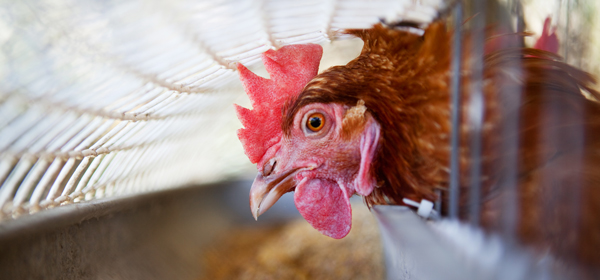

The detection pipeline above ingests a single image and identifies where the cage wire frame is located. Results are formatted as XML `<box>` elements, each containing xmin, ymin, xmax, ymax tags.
<box><xmin>0</xmin><ymin>0</ymin><xmax>599</xmax><ymax>278</ymax></box>
<box><xmin>448</xmin><ymin>0</ymin><xmax>591</xmax><ymax>231</ymax></box>
<box><xmin>0</xmin><ymin>0</ymin><xmax>444</xmax><ymax>221</ymax></box>
<box><xmin>375</xmin><ymin>1</ymin><xmax>599</xmax><ymax>278</ymax></box>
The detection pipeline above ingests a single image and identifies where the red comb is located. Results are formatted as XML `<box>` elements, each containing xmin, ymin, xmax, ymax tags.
<box><xmin>235</xmin><ymin>44</ymin><xmax>323</xmax><ymax>164</ymax></box>
<box><xmin>534</xmin><ymin>17</ymin><xmax>558</xmax><ymax>54</ymax></box>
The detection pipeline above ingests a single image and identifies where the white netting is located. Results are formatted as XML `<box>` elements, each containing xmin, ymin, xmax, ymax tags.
<box><xmin>0</xmin><ymin>0</ymin><xmax>443</xmax><ymax>220</ymax></box>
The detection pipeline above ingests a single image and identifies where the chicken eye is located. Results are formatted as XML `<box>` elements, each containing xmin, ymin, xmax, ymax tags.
<box><xmin>306</xmin><ymin>113</ymin><xmax>325</xmax><ymax>132</ymax></box>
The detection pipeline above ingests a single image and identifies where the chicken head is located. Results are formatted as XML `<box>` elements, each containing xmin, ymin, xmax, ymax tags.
<box><xmin>235</xmin><ymin>45</ymin><xmax>380</xmax><ymax>239</ymax></box>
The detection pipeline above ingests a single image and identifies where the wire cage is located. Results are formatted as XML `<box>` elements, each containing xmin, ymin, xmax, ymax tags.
<box><xmin>375</xmin><ymin>1</ymin><xmax>600</xmax><ymax>279</ymax></box>
<box><xmin>0</xmin><ymin>0</ymin><xmax>599</xmax><ymax>279</ymax></box>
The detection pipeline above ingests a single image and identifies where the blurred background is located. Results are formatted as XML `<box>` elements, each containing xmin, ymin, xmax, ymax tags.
<box><xmin>0</xmin><ymin>0</ymin><xmax>598</xmax><ymax>279</ymax></box>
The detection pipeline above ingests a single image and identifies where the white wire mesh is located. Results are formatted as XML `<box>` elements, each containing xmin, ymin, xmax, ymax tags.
<box><xmin>0</xmin><ymin>0</ymin><xmax>444</xmax><ymax>220</ymax></box>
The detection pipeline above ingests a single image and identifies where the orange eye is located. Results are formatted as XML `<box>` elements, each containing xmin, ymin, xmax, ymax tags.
<box><xmin>306</xmin><ymin>113</ymin><xmax>325</xmax><ymax>132</ymax></box>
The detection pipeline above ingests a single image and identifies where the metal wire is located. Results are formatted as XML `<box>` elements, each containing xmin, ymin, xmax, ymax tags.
<box><xmin>467</xmin><ymin>0</ymin><xmax>486</xmax><ymax>226</ymax></box>
<box><xmin>499</xmin><ymin>0</ymin><xmax>525</xmax><ymax>242</ymax></box>
<box><xmin>448</xmin><ymin>2</ymin><xmax>462</xmax><ymax>220</ymax></box>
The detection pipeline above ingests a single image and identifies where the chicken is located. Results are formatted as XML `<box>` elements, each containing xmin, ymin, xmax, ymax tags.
<box><xmin>234</xmin><ymin>20</ymin><xmax>600</xmax><ymax>267</ymax></box>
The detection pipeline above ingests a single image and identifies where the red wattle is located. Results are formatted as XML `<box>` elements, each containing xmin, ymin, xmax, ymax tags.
<box><xmin>294</xmin><ymin>178</ymin><xmax>352</xmax><ymax>239</ymax></box>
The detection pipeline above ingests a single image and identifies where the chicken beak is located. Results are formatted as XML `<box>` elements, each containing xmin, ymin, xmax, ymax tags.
<box><xmin>249</xmin><ymin>168</ymin><xmax>299</xmax><ymax>220</ymax></box>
